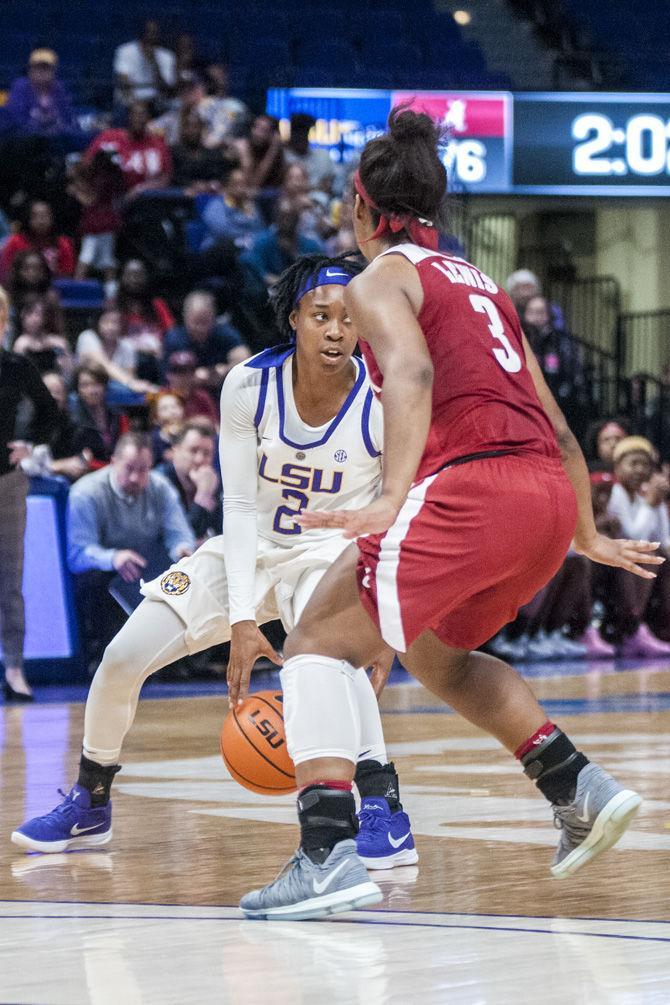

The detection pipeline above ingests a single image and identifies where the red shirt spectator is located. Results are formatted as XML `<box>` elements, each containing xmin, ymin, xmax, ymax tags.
<box><xmin>114</xmin><ymin>259</ymin><xmax>175</xmax><ymax>354</ymax></box>
<box><xmin>0</xmin><ymin>200</ymin><xmax>75</xmax><ymax>281</ymax></box>
<box><xmin>85</xmin><ymin>101</ymin><xmax>172</xmax><ymax>196</ymax></box>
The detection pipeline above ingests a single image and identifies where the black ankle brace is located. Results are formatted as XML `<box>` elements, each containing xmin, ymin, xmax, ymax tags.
<box><xmin>354</xmin><ymin>759</ymin><xmax>402</xmax><ymax>812</ymax></box>
<box><xmin>521</xmin><ymin>731</ymin><xmax>589</xmax><ymax>805</ymax></box>
<box><xmin>78</xmin><ymin>755</ymin><xmax>122</xmax><ymax>806</ymax></box>
<box><xmin>297</xmin><ymin>786</ymin><xmax>358</xmax><ymax>863</ymax></box>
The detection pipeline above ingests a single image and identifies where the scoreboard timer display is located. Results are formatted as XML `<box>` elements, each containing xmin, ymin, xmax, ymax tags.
<box><xmin>513</xmin><ymin>93</ymin><xmax>670</xmax><ymax>195</ymax></box>
<box><xmin>267</xmin><ymin>87</ymin><xmax>670</xmax><ymax>196</ymax></box>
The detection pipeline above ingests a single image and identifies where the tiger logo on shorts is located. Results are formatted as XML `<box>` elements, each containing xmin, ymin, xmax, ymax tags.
<box><xmin>160</xmin><ymin>571</ymin><xmax>191</xmax><ymax>596</ymax></box>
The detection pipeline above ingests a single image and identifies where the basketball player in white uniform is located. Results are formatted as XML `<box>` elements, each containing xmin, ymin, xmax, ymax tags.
<box><xmin>12</xmin><ymin>255</ymin><xmax>417</xmax><ymax>871</ymax></box>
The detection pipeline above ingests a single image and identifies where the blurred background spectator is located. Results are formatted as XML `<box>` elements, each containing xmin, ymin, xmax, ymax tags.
<box><xmin>6</xmin><ymin>49</ymin><xmax>77</xmax><ymax>140</ymax></box>
<box><xmin>114</xmin><ymin>19</ymin><xmax>176</xmax><ymax>111</ymax></box>
<box><xmin>200</xmin><ymin>64</ymin><xmax>249</xmax><ymax>148</ymax></box>
<box><xmin>520</xmin><ymin>292</ymin><xmax>586</xmax><ymax>435</ymax></box>
<box><xmin>69</xmin><ymin>151</ymin><xmax>125</xmax><ymax>294</ymax></box>
<box><xmin>506</xmin><ymin>268</ymin><xmax>566</xmax><ymax>333</ymax></box>
<box><xmin>164</xmin><ymin>350</ymin><xmax>219</xmax><ymax>424</ymax></box>
<box><xmin>585</xmin><ymin>418</ymin><xmax>629</xmax><ymax>473</ymax></box>
<box><xmin>0</xmin><ymin>287</ymin><xmax>60</xmax><ymax>701</ymax></box>
<box><xmin>86</xmin><ymin>102</ymin><xmax>172</xmax><ymax>201</ymax></box>
<box><xmin>76</xmin><ymin>307</ymin><xmax>156</xmax><ymax>395</ymax></box>
<box><xmin>241</xmin><ymin>198</ymin><xmax>322</xmax><ymax>289</ymax></box>
<box><xmin>235</xmin><ymin>114</ymin><xmax>285</xmax><ymax>219</ymax></box>
<box><xmin>150</xmin><ymin>77</ymin><xmax>206</xmax><ymax>147</ymax></box>
<box><xmin>112</xmin><ymin>259</ymin><xmax>174</xmax><ymax>382</ymax></box>
<box><xmin>602</xmin><ymin>437</ymin><xmax>670</xmax><ymax>656</ymax></box>
<box><xmin>11</xmin><ymin>293</ymin><xmax>73</xmax><ymax>378</ymax></box>
<box><xmin>170</xmin><ymin>108</ymin><xmax>237</xmax><ymax>193</ymax></box>
<box><xmin>284</xmin><ymin>112</ymin><xmax>337</xmax><ymax>194</ymax></box>
<box><xmin>199</xmin><ymin>167</ymin><xmax>264</xmax><ymax>252</ymax></box>
<box><xmin>0</xmin><ymin>200</ymin><xmax>75</xmax><ymax>282</ymax></box>
<box><xmin>164</xmin><ymin>290</ymin><xmax>249</xmax><ymax>396</ymax></box>
<box><xmin>67</xmin><ymin>431</ymin><xmax>194</xmax><ymax>668</ymax></box>
<box><xmin>6</xmin><ymin>250</ymin><xmax>65</xmax><ymax>335</ymax></box>
<box><xmin>148</xmin><ymin>389</ymin><xmax>186</xmax><ymax>464</ymax></box>
<box><xmin>156</xmin><ymin>419</ymin><xmax>221</xmax><ymax>543</ymax></box>
<box><xmin>69</xmin><ymin>363</ymin><xmax>128</xmax><ymax>463</ymax></box>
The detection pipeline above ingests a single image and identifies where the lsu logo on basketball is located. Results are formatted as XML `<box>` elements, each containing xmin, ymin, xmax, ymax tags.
<box><xmin>248</xmin><ymin>710</ymin><xmax>285</xmax><ymax>749</ymax></box>
<box><xmin>160</xmin><ymin>571</ymin><xmax>191</xmax><ymax>596</ymax></box>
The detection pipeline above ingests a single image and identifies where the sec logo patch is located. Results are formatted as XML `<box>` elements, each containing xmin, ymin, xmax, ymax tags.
<box><xmin>160</xmin><ymin>571</ymin><xmax>191</xmax><ymax>596</ymax></box>
<box><xmin>334</xmin><ymin>449</ymin><xmax>347</xmax><ymax>463</ymax></box>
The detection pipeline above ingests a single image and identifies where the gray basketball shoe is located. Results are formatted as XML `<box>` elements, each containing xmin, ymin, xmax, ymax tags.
<box><xmin>551</xmin><ymin>763</ymin><xmax>642</xmax><ymax>879</ymax></box>
<box><xmin>240</xmin><ymin>839</ymin><xmax>382</xmax><ymax>921</ymax></box>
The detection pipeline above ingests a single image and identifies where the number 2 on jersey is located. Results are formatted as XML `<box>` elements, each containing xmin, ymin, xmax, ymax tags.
<box><xmin>469</xmin><ymin>294</ymin><xmax>522</xmax><ymax>374</ymax></box>
<box><xmin>273</xmin><ymin>489</ymin><xmax>308</xmax><ymax>535</ymax></box>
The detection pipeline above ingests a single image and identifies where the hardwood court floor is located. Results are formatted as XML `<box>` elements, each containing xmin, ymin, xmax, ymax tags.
<box><xmin>2</xmin><ymin>660</ymin><xmax>670</xmax><ymax>1003</ymax></box>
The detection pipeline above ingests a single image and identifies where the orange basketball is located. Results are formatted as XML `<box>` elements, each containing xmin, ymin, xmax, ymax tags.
<box><xmin>220</xmin><ymin>689</ymin><xmax>296</xmax><ymax>795</ymax></box>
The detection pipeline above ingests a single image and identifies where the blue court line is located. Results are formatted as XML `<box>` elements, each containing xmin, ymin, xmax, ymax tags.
<box><xmin>2</xmin><ymin>912</ymin><xmax>670</xmax><ymax>945</ymax></box>
<box><xmin>4</xmin><ymin>895</ymin><xmax>669</xmax><ymax>926</ymax></box>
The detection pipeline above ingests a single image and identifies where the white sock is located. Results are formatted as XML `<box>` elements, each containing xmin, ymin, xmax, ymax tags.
<box><xmin>280</xmin><ymin>654</ymin><xmax>361</xmax><ymax>766</ymax></box>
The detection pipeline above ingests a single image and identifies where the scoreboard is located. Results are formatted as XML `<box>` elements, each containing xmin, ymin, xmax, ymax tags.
<box><xmin>267</xmin><ymin>88</ymin><xmax>670</xmax><ymax>196</ymax></box>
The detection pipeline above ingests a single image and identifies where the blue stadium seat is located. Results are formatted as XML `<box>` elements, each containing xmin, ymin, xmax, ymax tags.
<box><xmin>53</xmin><ymin>279</ymin><xmax>105</xmax><ymax>311</ymax></box>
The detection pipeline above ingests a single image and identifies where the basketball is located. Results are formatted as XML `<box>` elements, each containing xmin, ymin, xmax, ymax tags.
<box><xmin>220</xmin><ymin>690</ymin><xmax>296</xmax><ymax>795</ymax></box>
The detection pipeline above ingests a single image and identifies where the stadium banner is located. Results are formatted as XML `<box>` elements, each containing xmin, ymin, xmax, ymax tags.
<box><xmin>267</xmin><ymin>88</ymin><xmax>670</xmax><ymax>196</ymax></box>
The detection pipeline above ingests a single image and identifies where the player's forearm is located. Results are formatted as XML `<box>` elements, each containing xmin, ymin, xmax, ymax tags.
<box><xmin>555</xmin><ymin>426</ymin><xmax>598</xmax><ymax>551</ymax></box>
<box><xmin>223</xmin><ymin>506</ymin><xmax>258</xmax><ymax>624</ymax></box>
<box><xmin>379</xmin><ymin>359</ymin><xmax>433</xmax><ymax>509</ymax></box>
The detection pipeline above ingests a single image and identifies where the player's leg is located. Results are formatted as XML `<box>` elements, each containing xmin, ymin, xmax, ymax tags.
<box><xmin>240</xmin><ymin>547</ymin><xmax>386</xmax><ymax>919</ymax></box>
<box><xmin>402</xmin><ymin>629</ymin><xmax>641</xmax><ymax>879</ymax></box>
<box><xmin>11</xmin><ymin>599</ymin><xmax>198</xmax><ymax>853</ymax></box>
<box><xmin>287</xmin><ymin>561</ymin><xmax>417</xmax><ymax>869</ymax></box>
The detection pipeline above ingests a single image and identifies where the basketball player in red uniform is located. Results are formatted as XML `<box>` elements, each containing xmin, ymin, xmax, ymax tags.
<box><xmin>238</xmin><ymin>109</ymin><xmax>660</xmax><ymax>920</ymax></box>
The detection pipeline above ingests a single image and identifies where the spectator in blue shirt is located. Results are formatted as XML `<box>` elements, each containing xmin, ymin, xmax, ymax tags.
<box><xmin>164</xmin><ymin>290</ymin><xmax>250</xmax><ymax>396</ymax></box>
<box><xmin>241</xmin><ymin>198</ymin><xmax>323</xmax><ymax>287</ymax></box>
<box><xmin>67</xmin><ymin>431</ymin><xmax>195</xmax><ymax>667</ymax></box>
<box><xmin>200</xmin><ymin>168</ymin><xmax>264</xmax><ymax>252</ymax></box>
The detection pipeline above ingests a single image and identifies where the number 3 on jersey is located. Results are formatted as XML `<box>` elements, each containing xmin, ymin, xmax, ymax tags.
<box><xmin>469</xmin><ymin>294</ymin><xmax>522</xmax><ymax>374</ymax></box>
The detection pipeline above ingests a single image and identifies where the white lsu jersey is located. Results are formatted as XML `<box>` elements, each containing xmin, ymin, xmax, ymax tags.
<box><xmin>252</xmin><ymin>351</ymin><xmax>382</xmax><ymax>545</ymax></box>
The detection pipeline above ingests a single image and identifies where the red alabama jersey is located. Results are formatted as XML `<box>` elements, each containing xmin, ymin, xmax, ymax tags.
<box><xmin>359</xmin><ymin>244</ymin><xmax>560</xmax><ymax>482</ymax></box>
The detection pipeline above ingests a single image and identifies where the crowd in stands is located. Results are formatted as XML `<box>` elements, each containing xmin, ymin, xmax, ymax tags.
<box><xmin>0</xmin><ymin>20</ymin><xmax>669</xmax><ymax>697</ymax></box>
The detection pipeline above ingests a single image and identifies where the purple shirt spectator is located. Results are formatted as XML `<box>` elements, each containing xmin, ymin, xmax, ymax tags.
<box><xmin>6</xmin><ymin>50</ymin><xmax>76</xmax><ymax>137</ymax></box>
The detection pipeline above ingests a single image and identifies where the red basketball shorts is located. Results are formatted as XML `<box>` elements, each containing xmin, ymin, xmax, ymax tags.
<box><xmin>356</xmin><ymin>453</ymin><xmax>578</xmax><ymax>653</ymax></box>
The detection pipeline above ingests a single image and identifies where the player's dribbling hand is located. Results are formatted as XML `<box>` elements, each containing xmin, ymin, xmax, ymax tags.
<box><xmin>227</xmin><ymin>621</ymin><xmax>283</xmax><ymax>706</ymax></box>
<box><xmin>576</xmin><ymin>533</ymin><xmax>665</xmax><ymax>579</ymax></box>
<box><xmin>297</xmin><ymin>496</ymin><xmax>400</xmax><ymax>539</ymax></box>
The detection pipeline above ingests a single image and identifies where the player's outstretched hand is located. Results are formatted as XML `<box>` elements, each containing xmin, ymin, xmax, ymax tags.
<box><xmin>368</xmin><ymin>645</ymin><xmax>395</xmax><ymax>699</ymax></box>
<box><xmin>227</xmin><ymin>620</ymin><xmax>283</xmax><ymax>706</ymax></box>
<box><xmin>576</xmin><ymin>533</ymin><xmax>665</xmax><ymax>579</ymax></box>
<box><xmin>297</xmin><ymin>496</ymin><xmax>400</xmax><ymax>540</ymax></box>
